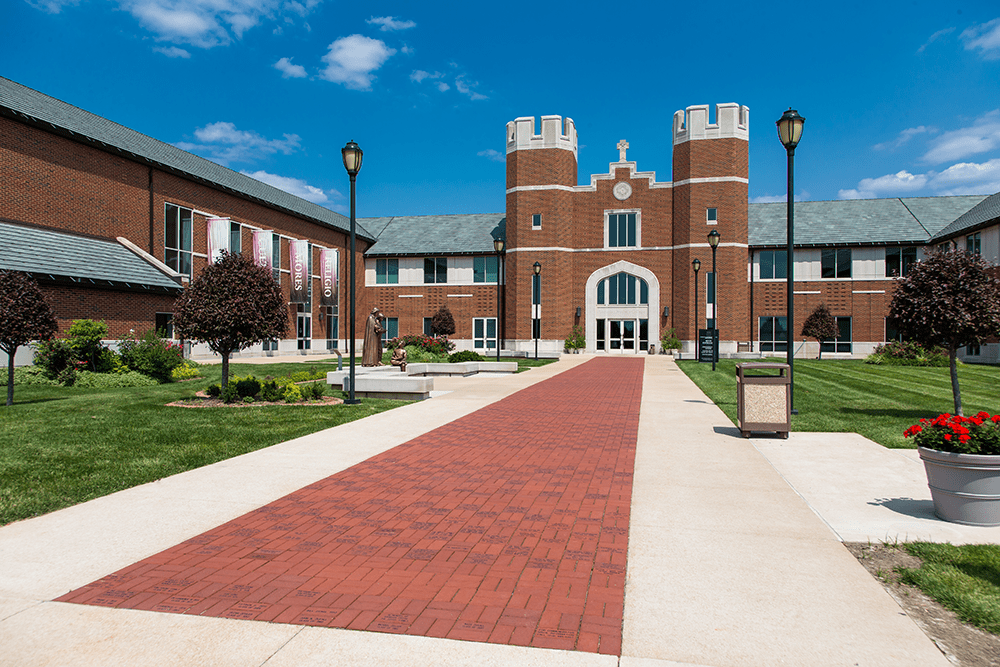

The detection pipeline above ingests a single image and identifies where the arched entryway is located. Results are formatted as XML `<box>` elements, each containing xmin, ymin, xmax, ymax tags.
<box><xmin>585</xmin><ymin>261</ymin><xmax>660</xmax><ymax>354</ymax></box>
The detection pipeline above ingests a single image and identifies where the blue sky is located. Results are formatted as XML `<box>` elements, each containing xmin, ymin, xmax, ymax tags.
<box><xmin>4</xmin><ymin>1</ymin><xmax>1000</xmax><ymax>217</ymax></box>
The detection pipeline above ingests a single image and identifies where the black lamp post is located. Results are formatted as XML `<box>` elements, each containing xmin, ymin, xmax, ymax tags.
<box><xmin>776</xmin><ymin>108</ymin><xmax>805</xmax><ymax>413</ymax></box>
<box><xmin>341</xmin><ymin>140</ymin><xmax>362</xmax><ymax>404</ymax></box>
<box><xmin>533</xmin><ymin>261</ymin><xmax>541</xmax><ymax>360</ymax></box>
<box><xmin>692</xmin><ymin>258</ymin><xmax>701</xmax><ymax>361</ymax></box>
<box><xmin>708</xmin><ymin>230</ymin><xmax>720</xmax><ymax>371</ymax></box>
<box><xmin>493</xmin><ymin>238</ymin><xmax>505</xmax><ymax>362</ymax></box>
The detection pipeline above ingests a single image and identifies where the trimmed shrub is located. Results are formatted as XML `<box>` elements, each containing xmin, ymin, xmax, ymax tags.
<box><xmin>235</xmin><ymin>376</ymin><xmax>262</xmax><ymax>399</ymax></box>
<box><xmin>206</xmin><ymin>383</ymin><xmax>222</xmax><ymax>398</ymax></box>
<box><xmin>68</xmin><ymin>320</ymin><xmax>113</xmax><ymax>372</ymax></box>
<box><xmin>386</xmin><ymin>334</ymin><xmax>455</xmax><ymax>356</ymax></box>
<box><xmin>260</xmin><ymin>378</ymin><xmax>284</xmax><ymax>402</ymax></box>
<box><xmin>220</xmin><ymin>382</ymin><xmax>240</xmax><ymax>404</ymax></box>
<box><xmin>118</xmin><ymin>329</ymin><xmax>184</xmax><ymax>383</ymax></box>
<box><xmin>302</xmin><ymin>382</ymin><xmax>326</xmax><ymax>400</ymax></box>
<box><xmin>73</xmin><ymin>370</ymin><xmax>159</xmax><ymax>388</ymax></box>
<box><xmin>171</xmin><ymin>361</ymin><xmax>200</xmax><ymax>381</ymax></box>
<box><xmin>33</xmin><ymin>338</ymin><xmax>78</xmax><ymax>379</ymax></box>
<box><xmin>659</xmin><ymin>328</ymin><xmax>681</xmax><ymax>351</ymax></box>
<box><xmin>449</xmin><ymin>350</ymin><xmax>484</xmax><ymax>363</ymax></box>
<box><xmin>283</xmin><ymin>383</ymin><xmax>303</xmax><ymax>403</ymax></box>
<box><xmin>0</xmin><ymin>366</ymin><xmax>61</xmax><ymax>386</ymax></box>
<box><xmin>865</xmin><ymin>340</ymin><xmax>950</xmax><ymax>367</ymax></box>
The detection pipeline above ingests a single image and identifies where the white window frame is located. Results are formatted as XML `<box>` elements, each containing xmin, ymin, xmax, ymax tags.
<box><xmin>604</xmin><ymin>209</ymin><xmax>641</xmax><ymax>249</ymax></box>
<box><xmin>473</xmin><ymin>317</ymin><xmax>498</xmax><ymax>350</ymax></box>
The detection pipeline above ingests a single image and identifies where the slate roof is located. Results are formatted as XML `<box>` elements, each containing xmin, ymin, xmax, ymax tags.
<box><xmin>0</xmin><ymin>221</ymin><xmax>183</xmax><ymax>293</ymax></box>
<box><xmin>749</xmin><ymin>195</ymin><xmax>988</xmax><ymax>247</ymax></box>
<box><xmin>363</xmin><ymin>214</ymin><xmax>506</xmax><ymax>256</ymax></box>
<box><xmin>0</xmin><ymin>77</ymin><xmax>374</xmax><ymax>242</ymax></box>
<box><xmin>930</xmin><ymin>191</ymin><xmax>1000</xmax><ymax>242</ymax></box>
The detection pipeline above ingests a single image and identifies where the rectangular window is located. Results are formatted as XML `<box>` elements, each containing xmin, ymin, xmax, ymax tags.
<box><xmin>376</xmin><ymin>258</ymin><xmax>399</xmax><ymax>284</ymax></box>
<box><xmin>607</xmin><ymin>213</ymin><xmax>637</xmax><ymax>248</ymax></box>
<box><xmin>473</xmin><ymin>318</ymin><xmax>497</xmax><ymax>350</ymax></box>
<box><xmin>473</xmin><ymin>256</ymin><xmax>499</xmax><ymax>283</ymax></box>
<box><xmin>423</xmin><ymin>317</ymin><xmax>433</xmax><ymax>336</ymax></box>
<box><xmin>967</xmin><ymin>232</ymin><xmax>981</xmax><ymax>255</ymax></box>
<box><xmin>820</xmin><ymin>317</ymin><xmax>852</xmax><ymax>353</ymax></box>
<box><xmin>759</xmin><ymin>316</ymin><xmax>788</xmax><ymax>352</ymax></box>
<box><xmin>596</xmin><ymin>319</ymin><xmax>606</xmax><ymax>351</ymax></box>
<box><xmin>382</xmin><ymin>317</ymin><xmax>398</xmax><ymax>344</ymax></box>
<box><xmin>424</xmin><ymin>257</ymin><xmax>447</xmax><ymax>284</ymax></box>
<box><xmin>230</xmin><ymin>221</ymin><xmax>241</xmax><ymax>255</ymax></box>
<box><xmin>532</xmin><ymin>214</ymin><xmax>542</xmax><ymax>229</ymax></box>
<box><xmin>707</xmin><ymin>208</ymin><xmax>718</xmax><ymax>224</ymax></box>
<box><xmin>155</xmin><ymin>313</ymin><xmax>174</xmax><ymax>339</ymax></box>
<box><xmin>966</xmin><ymin>343</ymin><xmax>981</xmax><ymax>356</ymax></box>
<box><xmin>821</xmin><ymin>248</ymin><xmax>852</xmax><ymax>278</ymax></box>
<box><xmin>885</xmin><ymin>247</ymin><xmax>917</xmax><ymax>277</ymax></box>
<box><xmin>164</xmin><ymin>203</ymin><xmax>193</xmax><ymax>276</ymax></box>
<box><xmin>759</xmin><ymin>250</ymin><xmax>787</xmax><ymax>280</ymax></box>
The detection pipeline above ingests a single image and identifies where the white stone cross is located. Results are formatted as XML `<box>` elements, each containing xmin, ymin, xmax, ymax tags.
<box><xmin>617</xmin><ymin>140</ymin><xmax>629</xmax><ymax>162</ymax></box>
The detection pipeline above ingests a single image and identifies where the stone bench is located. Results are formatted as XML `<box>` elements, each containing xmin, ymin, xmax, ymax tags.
<box><xmin>406</xmin><ymin>361</ymin><xmax>519</xmax><ymax>377</ymax></box>
<box><xmin>327</xmin><ymin>371</ymin><xmax>434</xmax><ymax>401</ymax></box>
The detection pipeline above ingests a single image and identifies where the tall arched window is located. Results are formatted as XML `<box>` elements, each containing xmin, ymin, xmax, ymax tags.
<box><xmin>596</xmin><ymin>272</ymin><xmax>648</xmax><ymax>305</ymax></box>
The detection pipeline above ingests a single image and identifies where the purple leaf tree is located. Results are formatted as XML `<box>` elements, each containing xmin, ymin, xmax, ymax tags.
<box><xmin>173</xmin><ymin>251</ymin><xmax>288</xmax><ymax>388</ymax></box>
<box><xmin>0</xmin><ymin>271</ymin><xmax>58</xmax><ymax>406</ymax></box>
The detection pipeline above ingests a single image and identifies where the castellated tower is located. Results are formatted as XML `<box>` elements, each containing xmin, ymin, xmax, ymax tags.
<box><xmin>672</xmin><ymin>103</ymin><xmax>751</xmax><ymax>352</ymax></box>
<box><xmin>505</xmin><ymin>116</ymin><xmax>578</xmax><ymax>348</ymax></box>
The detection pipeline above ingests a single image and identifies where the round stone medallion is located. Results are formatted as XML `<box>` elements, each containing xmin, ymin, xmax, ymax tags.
<box><xmin>613</xmin><ymin>181</ymin><xmax>632</xmax><ymax>201</ymax></box>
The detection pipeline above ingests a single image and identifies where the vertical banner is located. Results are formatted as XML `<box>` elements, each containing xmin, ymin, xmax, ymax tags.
<box><xmin>252</xmin><ymin>230</ymin><xmax>274</xmax><ymax>270</ymax></box>
<box><xmin>320</xmin><ymin>248</ymin><xmax>339</xmax><ymax>308</ymax></box>
<box><xmin>206</xmin><ymin>217</ymin><xmax>230</xmax><ymax>264</ymax></box>
<box><xmin>289</xmin><ymin>239</ymin><xmax>309</xmax><ymax>303</ymax></box>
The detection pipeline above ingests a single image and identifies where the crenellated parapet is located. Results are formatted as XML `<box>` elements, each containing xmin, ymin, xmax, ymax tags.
<box><xmin>506</xmin><ymin>115</ymin><xmax>577</xmax><ymax>159</ymax></box>
<box><xmin>672</xmin><ymin>103</ymin><xmax>749</xmax><ymax>145</ymax></box>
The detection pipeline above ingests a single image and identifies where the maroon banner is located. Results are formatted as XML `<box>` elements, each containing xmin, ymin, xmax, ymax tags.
<box><xmin>252</xmin><ymin>230</ymin><xmax>273</xmax><ymax>270</ymax></box>
<box><xmin>289</xmin><ymin>239</ymin><xmax>309</xmax><ymax>303</ymax></box>
<box><xmin>320</xmin><ymin>248</ymin><xmax>338</xmax><ymax>308</ymax></box>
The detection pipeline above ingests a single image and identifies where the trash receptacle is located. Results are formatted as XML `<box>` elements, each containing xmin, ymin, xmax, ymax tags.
<box><xmin>736</xmin><ymin>362</ymin><xmax>790</xmax><ymax>439</ymax></box>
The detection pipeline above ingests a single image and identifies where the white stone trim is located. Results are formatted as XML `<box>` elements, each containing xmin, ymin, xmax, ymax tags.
<box><xmin>673</xmin><ymin>176</ymin><xmax>749</xmax><ymax>187</ymax></box>
<box><xmin>604</xmin><ymin>209</ymin><xmax>642</xmax><ymax>249</ymax></box>
<box><xmin>398</xmin><ymin>294</ymin><xmax>424</xmax><ymax>298</ymax></box>
<box><xmin>505</xmin><ymin>172</ymin><xmax>746</xmax><ymax>195</ymax></box>
<box><xmin>506</xmin><ymin>115</ymin><xmax>577</xmax><ymax>158</ymax></box>
<box><xmin>794</xmin><ymin>290</ymin><xmax>821</xmax><ymax>295</ymax></box>
<box><xmin>507</xmin><ymin>242</ymin><xmax>750</xmax><ymax>254</ymax></box>
<box><xmin>585</xmin><ymin>261</ymin><xmax>660</xmax><ymax>354</ymax></box>
<box><xmin>447</xmin><ymin>294</ymin><xmax>474</xmax><ymax>297</ymax></box>
<box><xmin>852</xmin><ymin>290</ymin><xmax>886</xmax><ymax>294</ymax></box>
<box><xmin>672</xmin><ymin>103</ymin><xmax>750</xmax><ymax>145</ymax></box>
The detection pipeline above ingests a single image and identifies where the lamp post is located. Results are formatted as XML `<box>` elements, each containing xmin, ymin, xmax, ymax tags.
<box><xmin>776</xmin><ymin>108</ymin><xmax>805</xmax><ymax>413</ymax></box>
<box><xmin>533</xmin><ymin>261</ymin><xmax>541</xmax><ymax>360</ymax></box>
<box><xmin>341</xmin><ymin>140</ymin><xmax>362</xmax><ymax>404</ymax></box>
<box><xmin>493</xmin><ymin>238</ymin><xmax>505</xmax><ymax>362</ymax></box>
<box><xmin>708</xmin><ymin>230</ymin><xmax>720</xmax><ymax>371</ymax></box>
<box><xmin>692</xmin><ymin>258</ymin><xmax>701</xmax><ymax>361</ymax></box>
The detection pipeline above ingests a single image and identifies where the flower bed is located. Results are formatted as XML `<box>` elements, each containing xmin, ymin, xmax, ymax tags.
<box><xmin>905</xmin><ymin>412</ymin><xmax>1000</xmax><ymax>455</ymax></box>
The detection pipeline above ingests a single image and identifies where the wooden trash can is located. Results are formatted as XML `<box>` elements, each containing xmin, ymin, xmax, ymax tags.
<box><xmin>736</xmin><ymin>362</ymin><xmax>790</xmax><ymax>438</ymax></box>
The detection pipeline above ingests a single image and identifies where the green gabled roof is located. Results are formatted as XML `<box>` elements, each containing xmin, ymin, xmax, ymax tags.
<box><xmin>0</xmin><ymin>77</ymin><xmax>374</xmax><ymax>243</ymax></box>
<box><xmin>363</xmin><ymin>214</ymin><xmax>505</xmax><ymax>256</ymax></box>
<box><xmin>930</xmin><ymin>191</ymin><xmax>1000</xmax><ymax>242</ymax></box>
<box><xmin>749</xmin><ymin>195</ymin><xmax>987</xmax><ymax>248</ymax></box>
<box><xmin>0</xmin><ymin>221</ymin><xmax>183</xmax><ymax>293</ymax></box>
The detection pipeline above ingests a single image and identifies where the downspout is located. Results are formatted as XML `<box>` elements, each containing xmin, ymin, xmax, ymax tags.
<box><xmin>749</xmin><ymin>248</ymin><xmax>755</xmax><ymax>354</ymax></box>
<box><xmin>148</xmin><ymin>166</ymin><xmax>155</xmax><ymax>256</ymax></box>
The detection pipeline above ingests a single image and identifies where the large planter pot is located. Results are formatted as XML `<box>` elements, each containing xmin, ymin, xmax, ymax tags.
<box><xmin>918</xmin><ymin>446</ymin><xmax>1000</xmax><ymax>527</ymax></box>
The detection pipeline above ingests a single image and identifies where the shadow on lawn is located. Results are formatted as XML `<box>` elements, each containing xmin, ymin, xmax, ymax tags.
<box><xmin>839</xmin><ymin>406</ymin><xmax>942</xmax><ymax>420</ymax></box>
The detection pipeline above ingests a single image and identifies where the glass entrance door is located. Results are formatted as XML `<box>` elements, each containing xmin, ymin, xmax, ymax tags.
<box><xmin>597</xmin><ymin>318</ymin><xmax>649</xmax><ymax>353</ymax></box>
<box><xmin>297</xmin><ymin>313</ymin><xmax>311</xmax><ymax>350</ymax></box>
<box><xmin>609</xmin><ymin>320</ymin><xmax>636</xmax><ymax>351</ymax></box>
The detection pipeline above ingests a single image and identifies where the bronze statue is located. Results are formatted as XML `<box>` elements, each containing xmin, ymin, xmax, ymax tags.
<box><xmin>390</xmin><ymin>346</ymin><xmax>408</xmax><ymax>372</ymax></box>
<box><xmin>362</xmin><ymin>307</ymin><xmax>384</xmax><ymax>366</ymax></box>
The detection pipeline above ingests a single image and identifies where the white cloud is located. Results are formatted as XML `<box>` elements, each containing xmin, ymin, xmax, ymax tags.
<box><xmin>917</xmin><ymin>26</ymin><xmax>955</xmax><ymax>53</ymax></box>
<box><xmin>455</xmin><ymin>75</ymin><xmax>487</xmax><ymax>101</ymax></box>
<box><xmin>478</xmin><ymin>149</ymin><xmax>504</xmax><ymax>162</ymax></box>
<box><xmin>838</xmin><ymin>160</ymin><xmax>1000</xmax><ymax>199</ymax></box>
<box><xmin>961</xmin><ymin>17</ymin><xmax>1000</xmax><ymax>60</ymax></box>
<box><xmin>366</xmin><ymin>16</ymin><xmax>416</xmax><ymax>31</ymax></box>
<box><xmin>175</xmin><ymin>122</ymin><xmax>301</xmax><ymax>165</ymax></box>
<box><xmin>25</xmin><ymin>0</ymin><xmax>80</xmax><ymax>13</ymax></box>
<box><xmin>921</xmin><ymin>110</ymin><xmax>1000</xmax><ymax>163</ymax></box>
<box><xmin>400</xmin><ymin>44</ymin><xmax>414</xmax><ymax>55</ymax></box>
<box><xmin>320</xmin><ymin>34</ymin><xmax>396</xmax><ymax>90</ymax></box>
<box><xmin>110</xmin><ymin>1</ymin><xmax>320</xmax><ymax>50</ymax></box>
<box><xmin>274</xmin><ymin>56</ymin><xmax>306</xmax><ymax>78</ymax></box>
<box><xmin>410</xmin><ymin>69</ymin><xmax>439</xmax><ymax>83</ymax></box>
<box><xmin>436</xmin><ymin>81</ymin><xmax>450</xmax><ymax>92</ymax></box>
<box><xmin>153</xmin><ymin>45</ymin><xmax>191</xmax><ymax>58</ymax></box>
<box><xmin>241</xmin><ymin>170</ymin><xmax>341</xmax><ymax>206</ymax></box>
<box><xmin>873</xmin><ymin>125</ymin><xmax>936</xmax><ymax>151</ymax></box>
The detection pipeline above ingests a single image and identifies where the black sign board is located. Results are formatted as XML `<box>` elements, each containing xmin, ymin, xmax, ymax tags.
<box><xmin>699</xmin><ymin>329</ymin><xmax>719</xmax><ymax>363</ymax></box>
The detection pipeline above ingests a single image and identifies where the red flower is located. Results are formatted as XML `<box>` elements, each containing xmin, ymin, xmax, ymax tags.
<box><xmin>959</xmin><ymin>435</ymin><xmax>971</xmax><ymax>443</ymax></box>
<box><xmin>944</xmin><ymin>434</ymin><xmax>952</xmax><ymax>441</ymax></box>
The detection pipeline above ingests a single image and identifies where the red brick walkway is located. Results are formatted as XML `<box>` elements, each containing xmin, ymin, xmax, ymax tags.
<box><xmin>57</xmin><ymin>357</ymin><xmax>643</xmax><ymax>655</ymax></box>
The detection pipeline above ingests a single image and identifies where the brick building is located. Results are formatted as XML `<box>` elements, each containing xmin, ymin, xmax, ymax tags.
<box><xmin>2</xmin><ymin>76</ymin><xmax>998</xmax><ymax>364</ymax></box>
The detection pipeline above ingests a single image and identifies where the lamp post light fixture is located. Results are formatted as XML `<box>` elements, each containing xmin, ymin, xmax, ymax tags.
<box><xmin>692</xmin><ymin>258</ymin><xmax>701</xmax><ymax>361</ymax></box>
<box><xmin>776</xmin><ymin>108</ymin><xmax>805</xmax><ymax>413</ymax></box>
<box><xmin>533</xmin><ymin>261</ymin><xmax>541</xmax><ymax>361</ymax></box>
<box><xmin>707</xmin><ymin>230</ymin><xmax>721</xmax><ymax>371</ymax></box>
<box><xmin>341</xmin><ymin>140</ymin><xmax>363</xmax><ymax>405</ymax></box>
<box><xmin>493</xmin><ymin>237</ymin><xmax>505</xmax><ymax>362</ymax></box>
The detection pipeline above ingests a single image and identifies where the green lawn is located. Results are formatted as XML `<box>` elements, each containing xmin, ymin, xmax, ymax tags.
<box><xmin>0</xmin><ymin>361</ymin><xmax>407</xmax><ymax>526</ymax></box>
<box><xmin>676</xmin><ymin>358</ymin><xmax>1000</xmax><ymax>449</ymax></box>
<box><xmin>900</xmin><ymin>542</ymin><xmax>1000</xmax><ymax>634</ymax></box>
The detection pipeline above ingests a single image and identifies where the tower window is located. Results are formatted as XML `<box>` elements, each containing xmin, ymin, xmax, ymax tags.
<box><xmin>532</xmin><ymin>214</ymin><xmax>542</xmax><ymax>229</ymax></box>
<box><xmin>707</xmin><ymin>208</ymin><xmax>718</xmax><ymax>224</ymax></box>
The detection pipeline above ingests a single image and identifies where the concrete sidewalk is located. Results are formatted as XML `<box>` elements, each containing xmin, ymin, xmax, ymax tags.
<box><xmin>0</xmin><ymin>354</ymin><xmax>992</xmax><ymax>666</ymax></box>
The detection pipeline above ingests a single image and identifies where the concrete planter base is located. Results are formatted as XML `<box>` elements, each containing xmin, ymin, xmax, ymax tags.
<box><xmin>918</xmin><ymin>446</ymin><xmax>1000</xmax><ymax>527</ymax></box>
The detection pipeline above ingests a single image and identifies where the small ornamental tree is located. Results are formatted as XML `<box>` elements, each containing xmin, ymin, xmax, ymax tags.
<box><xmin>888</xmin><ymin>249</ymin><xmax>1000</xmax><ymax>415</ymax></box>
<box><xmin>431</xmin><ymin>305</ymin><xmax>456</xmax><ymax>336</ymax></box>
<box><xmin>801</xmin><ymin>303</ymin><xmax>838</xmax><ymax>359</ymax></box>
<box><xmin>173</xmin><ymin>251</ymin><xmax>287</xmax><ymax>388</ymax></box>
<box><xmin>0</xmin><ymin>271</ymin><xmax>58</xmax><ymax>406</ymax></box>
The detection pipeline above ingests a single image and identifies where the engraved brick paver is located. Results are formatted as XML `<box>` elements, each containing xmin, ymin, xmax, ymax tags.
<box><xmin>57</xmin><ymin>357</ymin><xmax>642</xmax><ymax>655</ymax></box>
